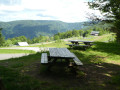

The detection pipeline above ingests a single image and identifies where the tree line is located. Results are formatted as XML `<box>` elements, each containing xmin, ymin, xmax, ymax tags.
<box><xmin>0</xmin><ymin>26</ymin><xmax>109</xmax><ymax>47</ymax></box>
<box><xmin>88</xmin><ymin>0</ymin><xmax>120</xmax><ymax>42</ymax></box>
<box><xmin>54</xmin><ymin>27</ymin><xmax>109</xmax><ymax>40</ymax></box>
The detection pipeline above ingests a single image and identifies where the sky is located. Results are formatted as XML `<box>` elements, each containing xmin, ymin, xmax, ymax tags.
<box><xmin>0</xmin><ymin>0</ymin><xmax>101</xmax><ymax>22</ymax></box>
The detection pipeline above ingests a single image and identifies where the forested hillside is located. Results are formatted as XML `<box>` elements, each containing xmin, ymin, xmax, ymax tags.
<box><xmin>0</xmin><ymin>20</ymin><xmax>88</xmax><ymax>39</ymax></box>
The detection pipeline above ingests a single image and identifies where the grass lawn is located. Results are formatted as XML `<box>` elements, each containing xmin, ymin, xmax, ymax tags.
<box><xmin>31</xmin><ymin>40</ymin><xmax>68</xmax><ymax>48</ymax></box>
<box><xmin>0</xmin><ymin>49</ymin><xmax>36</xmax><ymax>54</ymax></box>
<box><xmin>0</xmin><ymin>34</ymin><xmax>120</xmax><ymax>90</ymax></box>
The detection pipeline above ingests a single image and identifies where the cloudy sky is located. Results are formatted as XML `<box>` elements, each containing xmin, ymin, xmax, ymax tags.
<box><xmin>0</xmin><ymin>0</ymin><xmax>100</xmax><ymax>22</ymax></box>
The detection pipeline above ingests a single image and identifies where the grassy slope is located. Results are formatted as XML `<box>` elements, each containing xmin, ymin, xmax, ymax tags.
<box><xmin>0</xmin><ymin>34</ymin><xmax>120</xmax><ymax>90</ymax></box>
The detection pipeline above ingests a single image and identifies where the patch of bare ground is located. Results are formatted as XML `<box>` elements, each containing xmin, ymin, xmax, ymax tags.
<box><xmin>23</xmin><ymin>60</ymin><xmax>120</xmax><ymax>89</ymax></box>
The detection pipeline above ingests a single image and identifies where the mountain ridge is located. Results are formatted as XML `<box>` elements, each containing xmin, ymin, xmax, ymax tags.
<box><xmin>0</xmin><ymin>20</ymin><xmax>89</xmax><ymax>39</ymax></box>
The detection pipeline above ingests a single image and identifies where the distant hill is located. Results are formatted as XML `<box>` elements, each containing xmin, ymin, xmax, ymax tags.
<box><xmin>0</xmin><ymin>20</ymin><xmax>90</xmax><ymax>39</ymax></box>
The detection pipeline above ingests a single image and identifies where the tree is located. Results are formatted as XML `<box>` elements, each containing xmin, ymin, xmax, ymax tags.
<box><xmin>4</xmin><ymin>40</ymin><xmax>13</xmax><ymax>46</ymax></box>
<box><xmin>54</xmin><ymin>35</ymin><xmax>60</xmax><ymax>40</ymax></box>
<box><xmin>88</xmin><ymin>0</ymin><xmax>120</xmax><ymax>42</ymax></box>
<box><xmin>79</xmin><ymin>30</ymin><xmax>84</xmax><ymax>36</ymax></box>
<box><xmin>66</xmin><ymin>31</ymin><xmax>73</xmax><ymax>38</ymax></box>
<box><xmin>72</xmin><ymin>30</ymin><xmax>79</xmax><ymax>37</ymax></box>
<box><xmin>0</xmin><ymin>28</ymin><xmax>5</xmax><ymax>46</ymax></box>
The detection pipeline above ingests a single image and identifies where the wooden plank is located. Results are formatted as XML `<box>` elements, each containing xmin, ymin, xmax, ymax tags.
<box><xmin>49</xmin><ymin>48</ymin><xmax>74</xmax><ymax>58</ymax></box>
<box><xmin>69</xmin><ymin>40</ymin><xmax>94</xmax><ymax>43</ymax></box>
<box><xmin>49</xmin><ymin>48</ymin><xmax>60</xmax><ymax>57</ymax></box>
<box><xmin>60</xmin><ymin>48</ymin><xmax>75</xmax><ymax>58</ymax></box>
<box><xmin>41</xmin><ymin>53</ymin><xmax>48</xmax><ymax>64</ymax></box>
<box><xmin>72</xmin><ymin>53</ymin><xmax>83</xmax><ymax>65</ymax></box>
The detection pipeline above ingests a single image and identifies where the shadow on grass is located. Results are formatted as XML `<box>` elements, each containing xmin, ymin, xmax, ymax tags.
<box><xmin>0</xmin><ymin>49</ymin><xmax>120</xmax><ymax>89</ymax></box>
<box><xmin>0</xmin><ymin>56</ymin><xmax>120</xmax><ymax>89</ymax></box>
<box><xmin>36</xmin><ymin>61</ymin><xmax>120</xmax><ymax>89</ymax></box>
<box><xmin>68</xmin><ymin>47</ymin><xmax>87</xmax><ymax>51</ymax></box>
<box><xmin>68</xmin><ymin>42</ymin><xmax>120</xmax><ymax>55</ymax></box>
<box><xmin>71</xmin><ymin>50</ymin><xmax>105</xmax><ymax>65</ymax></box>
<box><xmin>93</xmin><ymin>42</ymin><xmax>120</xmax><ymax>55</ymax></box>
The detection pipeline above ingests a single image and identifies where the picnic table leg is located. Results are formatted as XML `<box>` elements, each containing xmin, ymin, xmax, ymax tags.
<box><xmin>67</xmin><ymin>64</ymin><xmax>78</xmax><ymax>75</ymax></box>
<box><xmin>71</xmin><ymin>42</ymin><xmax>74</xmax><ymax>44</ymax></box>
<box><xmin>84</xmin><ymin>42</ymin><xmax>88</xmax><ymax>45</ymax></box>
<box><xmin>69</xmin><ymin>45</ymin><xmax>73</xmax><ymax>48</ymax></box>
<box><xmin>69</xmin><ymin>62</ymin><xmax>74</xmax><ymax>67</ymax></box>
<box><xmin>48</xmin><ymin>56</ymin><xmax>52</xmax><ymax>62</ymax></box>
<box><xmin>64</xmin><ymin>58</ymin><xmax>70</xmax><ymax>64</ymax></box>
<box><xmin>75</xmin><ymin>42</ymin><xmax>79</xmax><ymax>45</ymax></box>
<box><xmin>84</xmin><ymin>42</ymin><xmax>91</xmax><ymax>45</ymax></box>
<box><xmin>47</xmin><ymin>58</ymin><xmax>57</xmax><ymax>71</ymax></box>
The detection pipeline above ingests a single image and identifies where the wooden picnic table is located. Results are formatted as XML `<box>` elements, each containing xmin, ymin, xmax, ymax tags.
<box><xmin>69</xmin><ymin>40</ymin><xmax>94</xmax><ymax>45</ymax></box>
<box><xmin>66</xmin><ymin>40</ymin><xmax>95</xmax><ymax>49</ymax></box>
<box><xmin>49</xmin><ymin>48</ymin><xmax>75</xmax><ymax>59</ymax></box>
<box><xmin>41</xmin><ymin>48</ymin><xmax>83</xmax><ymax>66</ymax></box>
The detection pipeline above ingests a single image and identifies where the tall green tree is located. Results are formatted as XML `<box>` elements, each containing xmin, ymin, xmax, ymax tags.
<box><xmin>54</xmin><ymin>35</ymin><xmax>60</xmax><ymax>40</ymax></box>
<box><xmin>0</xmin><ymin>28</ymin><xmax>5</xmax><ymax>46</ymax></box>
<box><xmin>88</xmin><ymin>0</ymin><xmax>120</xmax><ymax>42</ymax></box>
<box><xmin>72</xmin><ymin>30</ymin><xmax>79</xmax><ymax>37</ymax></box>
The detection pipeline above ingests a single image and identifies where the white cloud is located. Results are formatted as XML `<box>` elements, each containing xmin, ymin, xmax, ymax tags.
<box><xmin>0</xmin><ymin>5</ymin><xmax>24</xmax><ymax>11</ymax></box>
<box><xmin>0</xmin><ymin>0</ymin><xmax>101</xmax><ymax>22</ymax></box>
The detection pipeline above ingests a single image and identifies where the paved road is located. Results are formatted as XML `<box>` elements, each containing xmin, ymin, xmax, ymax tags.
<box><xmin>0</xmin><ymin>54</ymin><xmax>29</xmax><ymax>60</ymax></box>
<box><xmin>0</xmin><ymin>47</ymin><xmax>50</xmax><ymax>52</ymax></box>
<box><xmin>0</xmin><ymin>47</ymin><xmax>50</xmax><ymax>60</ymax></box>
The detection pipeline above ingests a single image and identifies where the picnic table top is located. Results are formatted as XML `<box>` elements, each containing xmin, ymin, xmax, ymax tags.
<box><xmin>49</xmin><ymin>48</ymin><xmax>75</xmax><ymax>58</ymax></box>
<box><xmin>68</xmin><ymin>40</ymin><xmax>94</xmax><ymax>43</ymax></box>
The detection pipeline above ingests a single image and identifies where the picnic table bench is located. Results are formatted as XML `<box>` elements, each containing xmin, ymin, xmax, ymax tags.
<box><xmin>67</xmin><ymin>40</ymin><xmax>95</xmax><ymax>48</ymax></box>
<box><xmin>41</xmin><ymin>48</ymin><xmax>83</xmax><ymax>66</ymax></box>
<box><xmin>66</xmin><ymin>44</ymin><xmax>90</xmax><ymax>48</ymax></box>
<box><xmin>69</xmin><ymin>40</ymin><xmax>94</xmax><ymax>44</ymax></box>
<box><xmin>41</xmin><ymin>53</ymin><xmax>48</xmax><ymax>64</ymax></box>
<box><xmin>72</xmin><ymin>53</ymin><xmax>83</xmax><ymax>65</ymax></box>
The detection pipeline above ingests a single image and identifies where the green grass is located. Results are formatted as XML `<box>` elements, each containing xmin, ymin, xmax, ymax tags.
<box><xmin>0</xmin><ymin>49</ymin><xmax>36</xmax><ymax>54</ymax></box>
<box><xmin>38</xmin><ymin>40</ymin><xmax>68</xmax><ymax>48</ymax></box>
<box><xmin>30</xmin><ymin>34</ymin><xmax>115</xmax><ymax>48</ymax></box>
<box><xmin>0</xmin><ymin>34</ymin><xmax>120</xmax><ymax>90</ymax></box>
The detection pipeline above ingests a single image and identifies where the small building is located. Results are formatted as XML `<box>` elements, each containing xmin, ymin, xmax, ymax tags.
<box><xmin>17</xmin><ymin>42</ymin><xmax>29</xmax><ymax>46</ymax></box>
<box><xmin>91</xmin><ymin>31</ymin><xmax>99</xmax><ymax>36</ymax></box>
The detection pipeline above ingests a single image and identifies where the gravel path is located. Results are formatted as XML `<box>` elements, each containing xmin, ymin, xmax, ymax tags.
<box><xmin>0</xmin><ymin>54</ymin><xmax>29</xmax><ymax>60</ymax></box>
<box><xmin>0</xmin><ymin>47</ymin><xmax>50</xmax><ymax>60</ymax></box>
<box><xmin>0</xmin><ymin>47</ymin><xmax>50</xmax><ymax>52</ymax></box>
